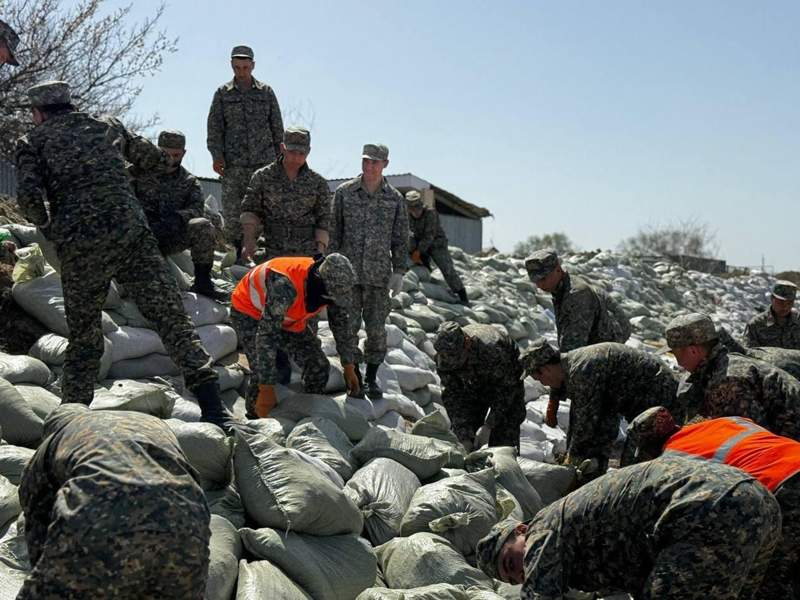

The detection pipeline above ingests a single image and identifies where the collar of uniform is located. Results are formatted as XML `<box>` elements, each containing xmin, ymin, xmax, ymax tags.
<box><xmin>225</xmin><ymin>76</ymin><xmax>266</xmax><ymax>93</ymax></box>
<box><xmin>767</xmin><ymin>307</ymin><xmax>796</xmax><ymax>326</ymax></box>
<box><xmin>552</xmin><ymin>271</ymin><xmax>571</xmax><ymax>302</ymax></box>
<box><xmin>277</xmin><ymin>154</ymin><xmax>310</xmax><ymax>179</ymax></box>
<box><xmin>356</xmin><ymin>174</ymin><xmax>390</xmax><ymax>196</ymax></box>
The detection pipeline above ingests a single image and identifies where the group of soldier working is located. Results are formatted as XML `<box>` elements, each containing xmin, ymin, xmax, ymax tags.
<box><xmin>4</xmin><ymin>24</ymin><xmax>800</xmax><ymax>599</ymax></box>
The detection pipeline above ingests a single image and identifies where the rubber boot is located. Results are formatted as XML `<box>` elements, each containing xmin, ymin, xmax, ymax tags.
<box><xmin>194</xmin><ymin>381</ymin><xmax>236</xmax><ymax>435</ymax></box>
<box><xmin>457</xmin><ymin>288</ymin><xmax>470</xmax><ymax>307</ymax></box>
<box><xmin>190</xmin><ymin>263</ymin><xmax>228</xmax><ymax>301</ymax></box>
<box><xmin>349</xmin><ymin>363</ymin><xmax>365</xmax><ymax>399</ymax></box>
<box><xmin>276</xmin><ymin>349</ymin><xmax>292</xmax><ymax>385</ymax></box>
<box><xmin>365</xmin><ymin>363</ymin><xmax>383</xmax><ymax>400</ymax></box>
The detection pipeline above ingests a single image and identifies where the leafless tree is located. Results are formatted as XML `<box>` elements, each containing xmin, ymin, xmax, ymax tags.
<box><xmin>513</xmin><ymin>232</ymin><xmax>576</xmax><ymax>258</ymax></box>
<box><xmin>619</xmin><ymin>218</ymin><xmax>720</xmax><ymax>258</ymax></box>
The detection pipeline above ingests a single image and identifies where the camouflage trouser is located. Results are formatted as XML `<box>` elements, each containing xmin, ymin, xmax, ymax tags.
<box><xmin>340</xmin><ymin>284</ymin><xmax>391</xmax><ymax>365</ymax></box>
<box><xmin>760</xmin><ymin>473</ymin><xmax>800</xmax><ymax>598</ymax></box>
<box><xmin>427</xmin><ymin>244</ymin><xmax>465</xmax><ymax>294</ymax></box>
<box><xmin>156</xmin><ymin>216</ymin><xmax>216</xmax><ymax>264</ymax></box>
<box><xmin>442</xmin><ymin>380</ymin><xmax>526</xmax><ymax>450</ymax></box>
<box><xmin>221</xmin><ymin>166</ymin><xmax>260</xmax><ymax>244</ymax></box>
<box><xmin>17</xmin><ymin>529</ymin><xmax>210</xmax><ymax>599</ymax></box>
<box><xmin>58</xmin><ymin>227</ymin><xmax>217</xmax><ymax>403</ymax></box>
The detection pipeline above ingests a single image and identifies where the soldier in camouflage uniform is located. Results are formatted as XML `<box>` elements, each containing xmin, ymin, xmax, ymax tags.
<box><xmin>744</xmin><ymin>280</ymin><xmax>800</xmax><ymax>349</ymax></box>
<box><xmin>667</xmin><ymin>312</ymin><xmax>800</xmax><ymax>440</ymax></box>
<box><xmin>230</xmin><ymin>253</ymin><xmax>359</xmax><ymax>418</ymax></box>
<box><xmin>14</xmin><ymin>81</ymin><xmax>233</xmax><ymax>431</ymax></box>
<box><xmin>132</xmin><ymin>129</ymin><xmax>226</xmax><ymax>300</ymax></box>
<box><xmin>433</xmin><ymin>321</ymin><xmax>525</xmax><ymax>451</ymax></box>
<box><xmin>521</xmin><ymin>339</ymin><xmax>680</xmax><ymax>477</ymax></box>
<box><xmin>477</xmin><ymin>454</ymin><xmax>781</xmax><ymax>599</ymax></box>
<box><xmin>525</xmin><ymin>248</ymin><xmax>631</xmax><ymax>352</ymax></box>
<box><xmin>206</xmin><ymin>45</ymin><xmax>283</xmax><ymax>249</ymax></box>
<box><xmin>405</xmin><ymin>190</ymin><xmax>468</xmax><ymax>305</ymax></box>
<box><xmin>17</xmin><ymin>404</ymin><xmax>211</xmax><ymax>598</ymax></box>
<box><xmin>0</xmin><ymin>19</ymin><xmax>20</xmax><ymax>67</ymax></box>
<box><xmin>328</xmin><ymin>143</ymin><xmax>408</xmax><ymax>399</ymax></box>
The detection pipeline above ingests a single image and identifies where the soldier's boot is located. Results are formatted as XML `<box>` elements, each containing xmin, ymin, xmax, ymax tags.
<box><xmin>190</xmin><ymin>263</ymin><xmax>228</xmax><ymax>301</ymax></box>
<box><xmin>194</xmin><ymin>381</ymin><xmax>237</xmax><ymax>435</ymax></box>
<box><xmin>456</xmin><ymin>288</ymin><xmax>470</xmax><ymax>307</ymax></box>
<box><xmin>276</xmin><ymin>349</ymin><xmax>292</xmax><ymax>385</ymax></box>
<box><xmin>365</xmin><ymin>363</ymin><xmax>383</xmax><ymax>400</ymax></box>
<box><xmin>349</xmin><ymin>363</ymin><xmax>366</xmax><ymax>399</ymax></box>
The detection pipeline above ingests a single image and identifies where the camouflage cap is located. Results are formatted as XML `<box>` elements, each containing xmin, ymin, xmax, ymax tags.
<box><xmin>519</xmin><ymin>338</ymin><xmax>560</xmax><ymax>378</ymax></box>
<box><xmin>433</xmin><ymin>321</ymin><xmax>467</xmax><ymax>370</ymax></box>
<box><xmin>627</xmin><ymin>406</ymin><xmax>678</xmax><ymax>449</ymax></box>
<box><xmin>231</xmin><ymin>45</ymin><xmax>254</xmax><ymax>60</ymax></box>
<box><xmin>665</xmin><ymin>312</ymin><xmax>718</xmax><ymax>348</ymax></box>
<box><xmin>405</xmin><ymin>190</ymin><xmax>423</xmax><ymax>206</ymax></box>
<box><xmin>318</xmin><ymin>253</ymin><xmax>357</xmax><ymax>308</ymax></box>
<box><xmin>0</xmin><ymin>19</ymin><xmax>20</xmax><ymax>66</ymax></box>
<box><xmin>524</xmin><ymin>248</ymin><xmax>560</xmax><ymax>282</ymax></box>
<box><xmin>284</xmin><ymin>127</ymin><xmax>311</xmax><ymax>152</ymax></box>
<box><xmin>27</xmin><ymin>80</ymin><xmax>71</xmax><ymax>107</ymax></box>
<box><xmin>772</xmin><ymin>280</ymin><xmax>797</xmax><ymax>302</ymax></box>
<box><xmin>362</xmin><ymin>143</ymin><xmax>389</xmax><ymax>161</ymax></box>
<box><xmin>157</xmin><ymin>130</ymin><xmax>186</xmax><ymax>150</ymax></box>
<box><xmin>476</xmin><ymin>519</ymin><xmax>521</xmax><ymax>580</ymax></box>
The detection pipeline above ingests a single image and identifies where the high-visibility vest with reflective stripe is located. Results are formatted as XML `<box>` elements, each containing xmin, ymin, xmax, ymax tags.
<box><xmin>231</xmin><ymin>257</ymin><xmax>323</xmax><ymax>333</ymax></box>
<box><xmin>664</xmin><ymin>416</ymin><xmax>800</xmax><ymax>491</ymax></box>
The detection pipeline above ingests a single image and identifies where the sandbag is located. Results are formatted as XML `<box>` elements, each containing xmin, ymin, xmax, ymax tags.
<box><xmin>243</xmin><ymin>418</ymin><xmax>287</xmax><ymax>446</ymax></box>
<box><xmin>204</xmin><ymin>515</ymin><xmax>242</xmax><ymax>600</ymax></box>
<box><xmin>287</xmin><ymin>417</ymin><xmax>354</xmax><ymax>480</ymax></box>
<box><xmin>165</xmin><ymin>420</ymin><xmax>232</xmax><ymax>491</ymax></box>
<box><xmin>14</xmin><ymin>385</ymin><xmax>60</xmax><ymax>420</ymax></box>
<box><xmin>400</xmin><ymin>469</ymin><xmax>498</xmax><ymax>557</ymax></box>
<box><xmin>29</xmin><ymin>334</ymin><xmax>113</xmax><ymax>380</ymax></box>
<box><xmin>235</xmin><ymin>559</ymin><xmax>311</xmax><ymax>600</ymax></box>
<box><xmin>391</xmin><ymin>365</ymin><xmax>438</xmax><ymax>391</ymax></box>
<box><xmin>0</xmin><ymin>445</ymin><xmax>34</xmax><ymax>485</ymax></box>
<box><xmin>0</xmin><ymin>353</ymin><xmax>50</xmax><ymax>386</ymax></box>
<box><xmin>290</xmin><ymin>448</ymin><xmax>345</xmax><ymax>488</ymax></box>
<box><xmin>106</xmin><ymin>326</ymin><xmax>167</xmax><ymax>362</ymax></box>
<box><xmin>0</xmin><ymin>517</ymin><xmax>28</xmax><ymax>600</ymax></box>
<box><xmin>0</xmin><ymin>378</ymin><xmax>44</xmax><ymax>447</ymax></box>
<box><xmin>270</xmin><ymin>393</ymin><xmax>370</xmax><ymax>441</ymax></box>
<box><xmin>214</xmin><ymin>365</ymin><xmax>247</xmax><ymax>393</ymax></box>
<box><xmin>206</xmin><ymin>485</ymin><xmax>246</xmax><ymax>529</ymax></box>
<box><xmin>345</xmin><ymin>457</ymin><xmax>421</xmax><ymax>545</ymax></box>
<box><xmin>233</xmin><ymin>427</ymin><xmax>362</xmax><ymax>535</ymax></box>
<box><xmin>466</xmin><ymin>447</ymin><xmax>543</xmax><ymax>520</ymax></box>
<box><xmin>106</xmin><ymin>353</ymin><xmax>181</xmax><ymax>379</ymax></box>
<box><xmin>357</xmin><ymin>585</ymin><xmax>472</xmax><ymax>600</ymax></box>
<box><xmin>517</xmin><ymin>457</ymin><xmax>577</xmax><ymax>506</ymax></box>
<box><xmin>352</xmin><ymin>428</ymin><xmax>459</xmax><ymax>480</ymax></box>
<box><xmin>239</xmin><ymin>527</ymin><xmax>376</xmax><ymax>600</ymax></box>
<box><xmin>376</xmin><ymin>533</ymin><xmax>494</xmax><ymax>590</ymax></box>
<box><xmin>183</xmin><ymin>292</ymin><xmax>229</xmax><ymax>327</ymax></box>
<box><xmin>411</xmin><ymin>409</ymin><xmax>462</xmax><ymax>446</ymax></box>
<box><xmin>0</xmin><ymin>476</ymin><xmax>20</xmax><ymax>529</ymax></box>
<box><xmin>197</xmin><ymin>324</ymin><xmax>238</xmax><ymax>362</ymax></box>
<box><xmin>89</xmin><ymin>379</ymin><xmax>175</xmax><ymax>418</ymax></box>
<box><xmin>495</xmin><ymin>484</ymin><xmax>525</xmax><ymax>521</ymax></box>
<box><xmin>371</xmin><ymin>392</ymin><xmax>426</xmax><ymax>421</ymax></box>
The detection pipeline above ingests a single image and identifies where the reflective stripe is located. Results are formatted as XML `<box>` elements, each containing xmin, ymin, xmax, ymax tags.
<box><xmin>248</xmin><ymin>266</ymin><xmax>267</xmax><ymax>312</ymax></box>
<box><xmin>711</xmin><ymin>417</ymin><xmax>765</xmax><ymax>463</ymax></box>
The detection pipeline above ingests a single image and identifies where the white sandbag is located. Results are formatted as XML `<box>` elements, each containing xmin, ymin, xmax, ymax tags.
<box><xmin>406</xmin><ymin>386</ymin><xmax>433</xmax><ymax>408</ymax></box>
<box><xmin>106</xmin><ymin>352</ymin><xmax>181</xmax><ymax>379</ymax></box>
<box><xmin>183</xmin><ymin>292</ymin><xmax>229</xmax><ymax>327</ymax></box>
<box><xmin>89</xmin><ymin>379</ymin><xmax>175</xmax><ymax>418</ymax></box>
<box><xmin>206</xmin><ymin>485</ymin><xmax>246</xmax><ymax>529</ymax></box>
<box><xmin>214</xmin><ymin>365</ymin><xmax>247</xmax><ymax>393</ymax></box>
<box><xmin>243</xmin><ymin>418</ymin><xmax>287</xmax><ymax>446</ymax></box>
<box><xmin>391</xmin><ymin>365</ymin><xmax>437</xmax><ymax>391</ymax></box>
<box><xmin>197</xmin><ymin>324</ymin><xmax>238</xmax><ymax>362</ymax></box>
<box><xmin>466</xmin><ymin>447</ymin><xmax>543</xmax><ymax>520</ymax></box>
<box><xmin>516</xmin><ymin>457</ymin><xmax>577</xmax><ymax>506</ymax></box>
<box><xmin>352</xmin><ymin>428</ymin><xmax>460</xmax><ymax>480</ymax></box>
<box><xmin>287</xmin><ymin>417</ymin><xmax>354</xmax><ymax>480</ymax></box>
<box><xmin>270</xmin><ymin>393</ymin><xmax>370</xmax><ymax>442</ymax></box>
<box><xmin>233</xmin><ymin>427</ymin><xmax>362</xmax><ymax>535</ymax></box>
<box><xmin>325</xmin><ymin>358</ymin><xmax>347</xmax><ymax>393</ymax></box>
<box><xmin>376</xmin><ymin>533</ymin><xmax>494</xmax><ymax>590</ymax></box>
<box><xmin>169</xmin><ymin>250</ymin><xmax>195</xmax><ymax>276</ymax></box>
<box><xmin>172</xmin><ymin>395</ymin><xmax>202</xmax><ymax>422</ymax></box>
<box><xmin>0</xmin><ymin>445</ymin><xmax>34</xmax><ymax>485</ymax></box>
<box><xmin>0</xmin><ymin>476</ymin><xmax>20</xmax><ymax>529</ymax></box>
<box><xmin>0</xmin><ymin>378</ymin><xmax>43</xmax><ymax>447</ymax></box>
<box><xmin>357</xmin><ymin>585</ymin><xmax>473</xmax><ymax>600</ymax></box>
<box><xmin>235</xmin><ymin>559</ymin><xmax>311</xmax><ymax>600</ymax></box>
<box><xmin>165</xmin><ymin>420</ymin><xmax>232</xmax><ymax>491</ymax></box>
<box><xmin>14</xmin><ymin>385</ymin><xmax>60</xmax><ymax>420</ymax></box>
<box><xmin>345</xmin><ymin>457</ymin><xmax>421</xmax><ymax>545</ymax></box>
<box><xmin>372</xmin><ymin>392</ymin><xmax>426</xmax><ymax>421</ymax></box>
<box><xmin>289</xmin><ymin>448</ymin><xmax>345</xmax><ymax>488</ymax></box>
<box><xmin>106</xmin><ymin>326</ymin><xmax>166</xmax><ymax>362</ymax></box>
<box><xmin>343</xmin><ymin>395</ymin><xmax>377</xmax><ymax>421</ymax></box>
<box><xmin>0</xmin><ymin>353</ymin><xmax>50</xmax><ymax>386</ymax></box>
<box><xmin>29</xmin><ymin>334</ymin><xmax>113</xmax><ymax>380</ymax></box>
<box><xmin>386</xmin><ymin>348</ymin><xmax>416</xmax><ymax>368</ymax></box>
<box><xmin>166</xmin><ymin>255</ymin><xmax>192</xmax><ymax>290</ymax></box>
<box><xmin>376</xmin><ymin>410</ymin><xmax>407</xmax><ymax>431</ymax></box>
<box><xmin>401</xmin><ymin>339</ymin><xmax>437</xmax><ymax>370</ymax></box>
<box><xmin>495</xmin><ymin>483</ymin><xmax>525</xmax><ymax>521</ymax></box>
<box><xmin>239</xmin><ymin>527</ymin><xmax>377</xmax><ymax>600</ymax></box>
<box><xmin>400</xmin><ymin>469</ymin><xmax>498</xmax><ymax>558</ymax></box>
<box><xmin>205</xmin><ymin>515</ymin><xmax>242</xmax><ymax>600</ymax></box>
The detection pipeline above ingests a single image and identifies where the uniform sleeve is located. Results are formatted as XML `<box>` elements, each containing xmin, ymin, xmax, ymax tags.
<box><xmin>267</xmin><ymin>87</ymin><xmax>284</xmax><ymax>159</ymax></box>
<box><xmin>206</xmin><ymin>89</ymin><xmax>225</xmax><ymax>163</ymax></box>
<box><xmin>108</xmin><ymin>118</ymin><xmax>167</xmax><ymax>176</ymax></box>
<box><xmin>703</xmin><ymin>376</ymin><xmax>765</xmax><ymax>425</ymax></box>
<box><xmin>14</xmin><ymin>136</ymin><xmax>50</xmax><ymax>226</ymax></box>
<box><xmin>254</xmin><ymin>272</ymin><xmax>296</xmax><ymax>385</ymax></box>
<box><xmin>177</xmin><ymin>176</ymin><xmax>205</xmax><ymax>222</ymax></box>
<box><xmin>521</xmin><ymin>528</ymin><xmax>565</xmax><ymax>600</ymax></box>
<box><xmin>240</xmin><ymin>170</ymin><xmax>265</xmax><ymax>226</ymax></box>
<box><xmin>416</xmin><ymin>210</ymin><xmax>437</xmax><ymax>254</ymax></box>
<box><xmin>743</xmin><ymin>320</ymin><xmax>760</xmax><ymax>348</ymax></box>
<box><xmin>18</xmin><ymin>442</ymin><xmax>57</xmax><ymax>565</ymax></box>
<box><xmin>327</xmin><ymin>303</ymin><xmax>356</xmax><ymax>365</ymax></box>
<box><xmin>313</xmin><ymin>177</ymin><xmax>331</xmax><ymax>232</ymax></box>
<box><xmin>439</xmin><ymin>371</ymin><xmax>479</xmax><ymax>445</ymax></box>
<box><xmin>558</xmin><ymin>289</ymin><xmax>598</xmax><ymax>352</ymax></box>
<box><xmin>328</xmin><ymin>188</ymin><xmax>344</xmax><ymax>254</ymax></box>
<box><xmin>391</xmin><ymin>195</ymin><xmax>409</xmax><ymax>273</ymax></box>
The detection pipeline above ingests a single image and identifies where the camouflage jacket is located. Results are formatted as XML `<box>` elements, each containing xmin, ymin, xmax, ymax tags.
<box><xmin>132</xmin><ymin>165</ymin><xmax>204</xmax><ymax>226</ymax></box>
<box><xmin>18</xmin><ymin>405</ymin><xmax>209</xmax><ymax>565</ymax></box>
<box><xmin>240</xmin><ymin>157</ymin><xmax>330</xmax><ymax>258</ymax></box>
<box><xmin>521</xmin><ymin>455</ymin><xmax>776</xmax><ymax>598</ymax></box>
<box><xmin>744</xmin><ymin>308</ymin><xmax>800</xmax><ymax>350</ymax></box>
<box><xmin>206</xmin><ymin>77</ymin><xmax>283</xmax><ymax>168</ymax></box>
<box><xmin>677</xmin><ymin>344</ymin><xmax>800</xmax><ymax>440</ymax></box>
<box><xmin>552</xmin><ymin>273</ymin><xmax>631</xmax><ymax>352</ymax></box>
<box><xmin>409</xmin><ymin>207</ymin><xmax>447</xmax><ymax>254</ymax></box>
<box><xmin>329</xmin><ymin>175</ymin><xmax>408</xmax><ymax>287</ymax></box>
<box><xmin>15</xmin><ymin>112</ymin><xmax>164</xmax><ymax>245</ymax></box>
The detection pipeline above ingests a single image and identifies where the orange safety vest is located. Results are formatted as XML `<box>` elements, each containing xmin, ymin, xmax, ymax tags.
<box><xmin>231</xmin><ymin>257</ymin><xmax>323</xmax><ymax>333</ymax></box>
<box><xmin>664</xmin><ymin>416</ymin><xmax>800</xmax><ymax>491</ymax></box>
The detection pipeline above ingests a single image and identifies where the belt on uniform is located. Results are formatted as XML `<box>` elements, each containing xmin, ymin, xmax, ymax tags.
<box><xmin>264</xmin><ymin>223</ymin><xmax>315</xmax><ymax>239</ymax></box>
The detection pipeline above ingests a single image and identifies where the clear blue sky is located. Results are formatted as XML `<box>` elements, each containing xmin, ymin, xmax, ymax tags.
<box><xmin>118</xmin><ymin>1</ymin><xmax>799</xmax><ymax>270</ymax></box>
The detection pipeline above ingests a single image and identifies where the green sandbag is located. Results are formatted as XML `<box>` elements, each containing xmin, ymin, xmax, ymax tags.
<box><xmin>239</xmin><ymin>527</ymin><xmax>377</xmax><ymax>600</ymax></box>
<box><xmin>352</xmin><ymin>428</ymin><xmax>460</xmax><ymax>480</ymax></box>
<box><xmin>166</xmin><ymin>419</ymin><xmax>233</xmax><ymax>491</ymax></box>
<box><xmin>410</xmin><ymin>409</ymin><xmax>462</xmax><ymax>447</ymax></box>
<box><xmin>206</xmin><ymin>485</ymin><xmax>246</xmax><ymax>529</ymax></box>
<box><xmin>205</xmin><ymin>515</ymin><xmax>242</xmax><ymax>600</ymax></box>
<box><xmin>14</xmin><ymin>385</ymin><xmax>60</xmax><ymax>420</ymax></box>
<box><xmin>356</xmin><ymin>584</ymin><xmax>473</xmax><ymax>600</ymax></box>
<box><xmin>287</xmin><ymin>417</ymin><xmax>354</xmax><ymax>480</ymax></box>
<box><xmin>0</xmin><ymin>445</ymin><xmax>35</xmax><ymax>486</ymax></box>
<box><xmin>516</xmin><ymin>457</ymin><xmax>577</xmax><ymax>506</ymax></box>
<box><xmin>0</xmin><ymin>516</ymin><xmax>28</xmax><ymax>600</ymax></box>
<box><xmin>270</xmin><ymin>393</ymin><xmax>369</xmax><ymax>441</ymax></box>
<box><xmin>466</xmin><ymin>447</ymin><xmax>542</xmax><ymax>519</ymax></box>
<box><xmin>0</xmin><ymin>378</ymin><xmax>43</xmax><ymax>448</ymax></box>
<box><xmin>235</xmin><ymin>559</ymin><xmax>311</xmax><ymax>600</ymax></box>
<box><xmin>244</xmin><ymin>418</ymin><xmax>290</xmax><ymax>446</ymax></box>
<box><xmin>0</xmin><ymin>476</ymin><xmax>20</xmax><ymax>530</ymax></box>
<box><xmin>89</xmin><ymin>379</ymin><xmax>174</xmax><ymax>418</ymax></box>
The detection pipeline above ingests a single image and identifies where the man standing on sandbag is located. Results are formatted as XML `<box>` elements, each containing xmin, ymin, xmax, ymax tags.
<box><xmin>131</xmin><ymin>129</ymin><xmax>227</xmax><ymax>301</ymax></box>
<box><xmin>14</xmin><ymin>81</ymin><xmax>235</xmax><ymax>432</ymax></box>
<box><xmin>230</xmin><ymin>253</ymin><xmax>360</xmax><ymax>417</ymax></box>
<box><xmin>744</xmin><ymin>280</ymin><xmax>800</xmax><ymax>349</ymax></box>
<box><xmin>405</xmin><ymin>190</ymin><xmax>469</xmax><ymax>306</ymax></box>
<box><xmin>520</xmin><ymin>339</ymin><xmax>679</xmax><ymax>479</ymax></box>
<box><xmin>477</xmin><ymin>454</ymin><xmax>781</xmax><ymax>599</ymax></box>
<box><xmin>433</xmin><ymin>321</ymin><xmax>525</xmax><ymax>451</ymax></box>
<box><xmin>328</xmin><ymin>143</ymin><xmax>408</xmax><ymax>400</ymax></box>
<box><xmin>0</xmin><ymin>19</ymin><xmax>20</xmax><ymax>67</ymax></box>
<box><xmin>17</xmin><ymin>404</ymin><xmax>211</xmax><ymax>598</ymax></box>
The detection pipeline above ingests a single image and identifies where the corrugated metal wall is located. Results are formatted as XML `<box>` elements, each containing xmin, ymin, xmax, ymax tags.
<box><xmin>439</xmin><ymin>214</ymin><xmax>482</xmax><ymax>253</ymax></box>
<box><xmin>0</xmin><ymin>160</ymin><xmax>17</xmax><ymax>197</ymax></box>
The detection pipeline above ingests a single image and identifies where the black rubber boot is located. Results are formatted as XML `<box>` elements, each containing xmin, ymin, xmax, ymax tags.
<box><xmin>194</xmin><ymin>381</ymin><xmax>236</xmax><ymax>435</ymax></box>
<box><xmin>456</xmin><ymin>288</ymin><xmax>470</xmax><ymax>306</ymax></box>
<box><xmin>350</xmin><ymin>363</ymin><xmax>365</xmax><ymax>399</ymax></box>
<box><xmin>365</xmin><ymin>363</ymin><xmax>383</xmax><ymax>400</ymax></box>
<box><xmin>190</xmin><ymin>263</ymin><xmax>228</xmax><ymax>301</ymax></box>
<box><xmin>276</xmin><ymin>349</ymin><xmax>292</xmax><ymax>385</ymax></box>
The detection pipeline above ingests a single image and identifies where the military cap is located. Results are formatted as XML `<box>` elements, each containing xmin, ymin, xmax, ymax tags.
<box><xmin>665</xmin><ymin>313</ymin><xmax>718</xmax><ymax>348</ymax></box>
<box><xmin>524</xmin><ymin>248</ymin><xmax>560</xmax><ymax>282</ymax></box>
<box><xmin>476</xmin><ymin>519</ymin><xmax>521</xmax><ymax>580</ymax></box>
<box><xmin>519</xmin><ymin>338</ymin><xmax>560</xmax><ymax>378</ymax></box>
<box><xmin>27</xmin><ymin>80</ymin><xmax>71</xmax><ymax>107</ymax></box>
<box><xmin>627</xmin><ymin>406</ymin><xmax>679</xmax><ymax>450</ymax></box>
<box><xmin>231</xmin><ymin>45</ymin><xmax>254</xmax><ymax>60</ymax></box>
<box><xmin>362</xmin><ymin>143</ymin><xmax>389</xmax><ymax>161</ymax></box>
<box><xmin>284</xmin><ymin>127</ymin><xmax>311</xmax><ymax>152</ymax></box>
<box><xmin>157</xmin><ymin>130</ymin><xmax>186</xmax><ymax>150</ymax></box>
<box><xmin>0</xmin><ymin>19</ymin><xmax>20</xmax><ymax>66</ymax></box>
<box><xmin>318</xmin><ymin>253</ymin><xmax>357</xmax><ymax>308</ymax></box>
<box><xmin>433</xmin><ymin>321</ymin><xmax>467</xmax><ymax>370</ymax></box>
<box><xmin>405</xmin><ymin>190</ymin><xmax>423</xmax><ymax>206</ymax></box>
<box><xmin>772</xmin><ymin>280</ymin><xmax>797</xmax><ymax>302</ymax></box>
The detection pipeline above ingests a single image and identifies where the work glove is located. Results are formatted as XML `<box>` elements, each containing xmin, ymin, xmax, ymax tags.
<box><xmin>212</xmin><ymin>159</ymin><xmax>225</xmax><ymax>176</ymax></box>
<box><xmin>474</xmin><ymin>424</ymin><xmax>492</xmax><ymax>449</ymax></box>
<box><xmin>389</xmin><ymin>271</ymin><xmax>404</xmax><ymax>297</ymax></box>
<box><xmin>343</xmin><ymin>363</ymin><xmax>360</xmax><ymax>397</ymax></box>
<box><xmin>411</xmin><ymin>250</ymin><xmax>423</xmax><ymax>265</ymax></box>
<box><xmin>255</xmin><ymin>385</ymin><xmax>278</xmax><ymax>418</ymax></box>
<box><xmin>545</xmin><ymin>397</ymin><xmax>559</xmax><ymax>428</ymax></box>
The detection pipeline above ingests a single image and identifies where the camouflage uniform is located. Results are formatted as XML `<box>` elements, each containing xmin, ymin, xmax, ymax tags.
<box><xmin>17</xmin><ymin>405</ymin><xmax>210</xmax><ymax>599</ymax></box>
<box><xmin>206</xmin><ymin>74</ymin><xmax>283</xmax><ymax>243</ymax></box>
<box><xmin>478</xmin><ymin>455</ymin><xmax>781</xmax><ymax>600</ymax></box>
<box><xmin>717</xmin><ymin>325</ymin><xmax>800</xmax><ymax>380</ymax></box>
<box><xmin>15</xmin><ymin>84</ymin><xmax>217</xmax><ymax>404</ymax></box>
<box><xmin>744</xmin><ymin>308</ymin><xmax>800</xmax><ymax>349</ymax></box>
<box><xmin>434</xmin><ymin>322</ymin><xmax>525</xmax><ymax>448</ymax></box>
<box><xmin>408</xmin><ymin>203</ymin><xmax>464</xmax><ymax>294</ymax></box>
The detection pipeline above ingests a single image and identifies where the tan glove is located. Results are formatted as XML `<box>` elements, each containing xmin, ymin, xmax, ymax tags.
<box><xmin>545</xmin><ymin>397</ymin><xmax>559</xmax><ymax>428</ymax></box>
<box><xmin>343</xmin><ymin>363</ymin><xmax>360</xmax><ymax>397</ymax></box>
<box><xmin>255</xmin><ymin>385</ymin><xmax>277</xmax><ymax>418</ymax></box>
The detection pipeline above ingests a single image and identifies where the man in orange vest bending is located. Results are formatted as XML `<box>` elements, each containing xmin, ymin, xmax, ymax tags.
<box><xmin>623</xmin><ymin>406</ymin><xmax>800</xmax><ymax>598</ymax></box>
<box><xmin>230</xmin><ymin>253</ymin><xmax>359</xmax><ymax>417</ymax></box>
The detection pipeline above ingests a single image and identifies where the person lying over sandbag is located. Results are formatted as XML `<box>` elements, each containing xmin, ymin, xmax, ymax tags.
<box><xmin>231</xmin><ymin>253</ymin><xmax>360</xmax><ymax>417</ymax></box>
<box><xmin>477</xmin><ymin>453</ymin><xmax>780</xmax><ymax>599</ymax></box>
<box><xmin>718</xmin><ymin>323</ymin><xmax>800</xmax><ymax>380</ymax></box>
<box><xmin>17</xmin><ymin>405</ymin><xmax>211</xmax><ymax>598</ymax></box>
<box><xmin>623</xmin><ymin>406</ymin><xmax>800</xmax><ymax>598</ymax></box>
